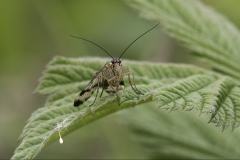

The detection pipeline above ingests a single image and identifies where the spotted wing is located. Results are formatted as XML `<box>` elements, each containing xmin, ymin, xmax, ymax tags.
<box><xmin>74</xmin><ymin>72</ymin><xmax>102</xmax><ymax>107</ymax></box>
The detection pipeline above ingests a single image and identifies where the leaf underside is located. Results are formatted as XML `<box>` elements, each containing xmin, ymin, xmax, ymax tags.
<box><xmin>12</xmin><ymin>56</ymin><xmax>240</xmax><ymax>159</ymax></box>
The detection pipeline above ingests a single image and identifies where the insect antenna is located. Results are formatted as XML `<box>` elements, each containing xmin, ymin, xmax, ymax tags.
<box><xmin>70</xmin><ymin>35</ymin><xmax>114</xmax><ymax>59</ymax></box>
<box><xmin>119</xmin><ymin>22</ymin><xmax>160</xmax><ymax>59</ymax></box>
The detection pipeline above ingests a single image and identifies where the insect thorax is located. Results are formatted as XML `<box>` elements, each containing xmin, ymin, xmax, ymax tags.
<box><xmin>102</xmin><ymin>61</ymin><xmax>123</xmax><ymax>85</ymax></box>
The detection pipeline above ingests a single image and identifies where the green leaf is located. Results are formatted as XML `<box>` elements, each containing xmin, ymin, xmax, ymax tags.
<box><xmin>119</xmin><ymin>105</ymin><xmax>240</xmax><ymax>159</ymax></box>
<box><xmin>127</xmin><ymin>0</ymin><xmax>240</xmax><ymax>79</ymax></box>
<box><xmin>12</xmin><ymin>57</ymin><xmax>240</xmax><ymax>159</ymax></box>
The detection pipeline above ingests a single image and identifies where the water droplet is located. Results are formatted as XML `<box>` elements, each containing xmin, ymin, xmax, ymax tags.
<box><xmin>59</xmin><ymin>137</ymin><xmax>63</xmax><ymax>144</ymax></box>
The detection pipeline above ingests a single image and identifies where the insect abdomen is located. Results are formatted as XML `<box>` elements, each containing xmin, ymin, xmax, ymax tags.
<box><xmin>104</xmin><ymin>80</ymin><xmax>124</xmax><ymax>94</ymax></box>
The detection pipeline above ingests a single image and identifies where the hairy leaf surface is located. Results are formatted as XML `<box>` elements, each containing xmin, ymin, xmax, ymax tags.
<box><xmin>128</xmin><ymin>0</ymin><xmax>240</xmax><ymax>79</ymax></box>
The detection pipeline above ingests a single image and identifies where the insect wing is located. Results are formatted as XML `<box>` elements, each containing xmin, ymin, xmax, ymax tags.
<box><xmin>74</xmin><ymin>73</ymin><xmax>101</xmax><ymax>107</ymax></box>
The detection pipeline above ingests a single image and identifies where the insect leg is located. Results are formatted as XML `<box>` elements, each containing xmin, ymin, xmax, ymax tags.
<box><xmin>115</xmin><ymin>85</ymin><xmax>123</xmax><ymax>106</ymax></box>
<box><xmin>108</xmin><ymin>80</ymin><xmax>121</xmax><ymax>106</ymax></box>
<box><xmin>121</xmin><ymin>66</ymin><xmax>144</xmax><ymax>95</ymax></box>
<box><xmin>100</xmin><ymin>75</ymin><xmax>121</xmax><ymax>106</ymax></box>
<box><xmin>88</xmin><ymin>78</ymin><xmax>100</xmax><ymax>107</ymax></box>
<box><xmin>99</xmin><ymin>80</ymin><xmax>104</xmax><ymax>98</ymax></box>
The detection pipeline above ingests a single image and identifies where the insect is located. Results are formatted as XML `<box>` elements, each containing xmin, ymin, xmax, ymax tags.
<box><xmin>72</xmin><ymin>22</ymin><xmax>159</xmax><ymax>107</ymax></box>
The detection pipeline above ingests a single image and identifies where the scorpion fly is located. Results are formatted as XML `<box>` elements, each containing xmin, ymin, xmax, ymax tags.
<box><xmin>72</xmin><ymin>22</ymin><xmax>159</xmax><ymax>107</ymax></box>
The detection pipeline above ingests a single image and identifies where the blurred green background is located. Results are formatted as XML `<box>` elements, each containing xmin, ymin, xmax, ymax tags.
<box><xmin>1</xmin><ymin>0</ymin><xmax>240</xmax><ymax>159</ymax></box>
